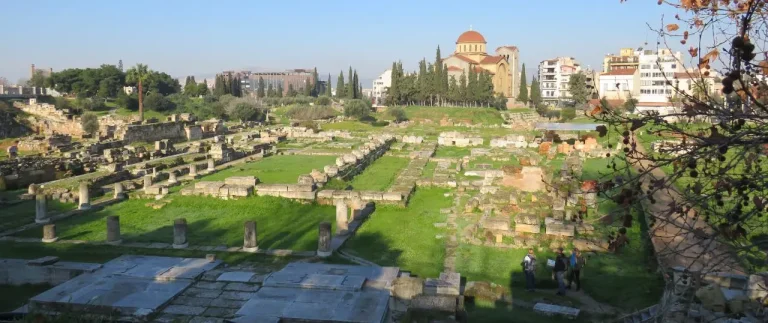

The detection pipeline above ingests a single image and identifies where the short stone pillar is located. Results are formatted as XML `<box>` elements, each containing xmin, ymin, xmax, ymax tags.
<box><xmin>207</xmin><ymin>159</ymin><xmax>215</xmax><ymax>172</ymax></box>
<box><xmin>78</xmin><ymin>182</ymin><xmax>90</xmax><ymax>210</ymax></box>
<box><xmin>143</xmin><ymin>175</ymin><xmax>153</xmax><ymax>192</ymax></box>
<box><xmin>168</xmin><ymin>171</ymin><xmax>178</xmax><ymax>184</ymax></box>
<box><xmin>189</xmin><ymin>164</ymin><xmax>198</xmax><ymax>177</ymax></box>
<box><xmin>350</xmin><ymin>198</ymin><xmax>364</xmax><ymax>221</ymax></box>
<box><xmin>243</xmin><ymin>221</ymin><xmax>258</xmax><ymax>252</ymax></box>
<box><xmin>317</xmin><ymin>221</ymin><xmax>332</xmax><ymax>257</ymax></box>
<box><xmin>42</xmin><ymin>224</ymin><xmax>57</xmax><ymax>243</ymax></box>
<box><xmin>106</xmin><ymin>216</ymin><xmax>121</xmax><ymax>245</ymax></box>
<box><xmin>173</xmin><ymin>218</ymin><xmax>188</xmax><ymax>249</ymax></box>
<box><xmin>335</xmin><ymin>200</ymin><xmax>348</xmax><ymax>235</ymax></box>
<box><xmin>28</xmin><ymin>184</ymin><xmax>39</xmax><ymax>195</ymax></box>
<box><xmin>35</xmin><ymin>194</ymin><xmax>49</xmax><ymax>224</ymax></box>
<box><xmin>113</xmin><ymin>182</ymin><xmax>125</xmax><ymax>199</ymax></box>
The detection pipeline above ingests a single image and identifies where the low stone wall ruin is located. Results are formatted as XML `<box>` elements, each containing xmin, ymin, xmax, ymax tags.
<box><xmin>115</xmin><ymin>122</ymin><xmax>187</xmax><ymax>144</ymax></box>
<box><xmin>255</xmin><ymin>184</ymin><xmax>316</xmax><ymax>200</ymax></box>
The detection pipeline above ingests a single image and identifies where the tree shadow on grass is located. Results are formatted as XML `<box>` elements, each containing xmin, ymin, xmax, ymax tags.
<box><xmin>339</xmin><ymin>231</ymin><xmax>403</xmax><ymax>269</ymax></box>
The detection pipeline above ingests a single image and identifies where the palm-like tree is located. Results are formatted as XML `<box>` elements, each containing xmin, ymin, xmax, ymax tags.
<box><xmin>126</xmin><ymin>64</ymin><xmax>150</xmax><ymax>121</ymax></box>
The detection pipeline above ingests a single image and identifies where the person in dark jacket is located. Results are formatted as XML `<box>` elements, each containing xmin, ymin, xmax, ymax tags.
<box><xmin>567</xmin><ymin>248</ymin><xmax>586</xmax><ymax>291</ymax></box>
<box><xmin>522</xmin><ymin>248</ymin><xmax>537</xmax><ymax>292</ymax></box>
<box><xmin>553</xmin><ymin>247</ymin><xmax>568</xmax><ymax>296</ymax></box>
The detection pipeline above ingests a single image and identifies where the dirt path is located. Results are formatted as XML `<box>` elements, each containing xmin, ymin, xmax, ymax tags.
<box><xmin>631</xmin><ymin>136</ymin><xmax>744</xmax><ymax>274</ymax></box>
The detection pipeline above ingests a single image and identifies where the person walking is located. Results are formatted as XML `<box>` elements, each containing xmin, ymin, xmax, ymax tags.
<box><xmin>6</xmin><ymin>140</ymin><xmax>19</xmax><ymax>159</ymax></box>
<box><xmin>522</xmin><ymin>248</ymin><xmax>537</xmax><ymax>292</ymax></box>
<box><xmin>553</xmin><ymin>247</ymin><xmax>568</xmax><ymax>296</ymax></box>
<box><xmin>567</xmin><ymin>248</ymin><xmax>586</xmax><ymax>291</ymax></box>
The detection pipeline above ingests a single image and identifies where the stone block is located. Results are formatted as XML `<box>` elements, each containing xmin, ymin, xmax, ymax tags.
<box><xmin>392</xmin><ymin>277</ymin><xmax>424</xmax><ymax>300</ymax></box>
<box><xmin>515</xmin><ymin>224</ymin><xmax>540</xmax><ymax>234</ymax></box>
<box><xmin>217</xmin><ymin>272</ymin><xmax>255</xmax><ymax>282</ymax></box>
<box><xmin>164</xmin><ymin>305</ymin><xmax>207</xmax><ymax>316</ymax></box>
<box><xmin>410</xmin><ymin>295</ymin><xmax>457</xmax><ymax>313</ymax></box>
<box><xmin>224</xmin><ymin>176</ymin><xmax>258</xmax><ymax>187</ymax></box>
<box><xmin>210</xmin><ymin>298</ymin><xmax>246</xmax><ymax>309</ymax></box>
<box><xmin>546</xmin><ymin>223</ymin><xmax>575</xmax><ymax>237</ymax></box>
<box><xmin>223</xmin><ymin>282</ymin><xmax>260</xmax><ymax>292</ymax></box>
<box><xmin>382</xmin><ymin>192</ymin><xmax>402</xmax><ymax>201</ymax></box>
<box><xmin>533</xmin><ymin>303</ymin><xmax>580</xmax><ymax>319</ymax></box>
<box><xmin>27</xmin><ymin>256</ymin><xmax>60</xmax><ymax>266</ymax></box>
<box><xmin>481</xmin><ymin>218</ymin><xmax>510</xmax><ymax>231</ymax></box>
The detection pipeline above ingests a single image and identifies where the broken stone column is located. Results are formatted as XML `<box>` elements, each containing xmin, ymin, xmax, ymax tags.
<box><xmin>42</xmin><ymin>224</ymin><xmax>57</xmax><ymax>243</ymax></box>
<box><xmin>189</xmin><ymin>164</ymin><xmax>198</xmax><ymax>177</ymax></box>
<box><xmin>336</xmin><ymin>200</ymin><xmax>348</xmax><ymax>235</ymax></box>
<box><xmin>350</xmin><ymin>198</ymin><xmax>364</xmax><ymax>221</ymax></box>
<box><xmin>143</xmin><ymin>175</ymin><xmax>153</xmax><ymax>192</ymax></box>
<box><xmin>28</xmin><ymin>184</ymin><xmax>39</xmax><ymax>195</ymax></box>
<box><xmin>106</xmin><ymin>216</ymin><xmax>121</xmax><ymax>245</ymax></box>
<box><xmin>317</xmin><ymin>221</ymin><xmax>332</xmax><ymax>257</ymax></box>
<box><xmin>113</xmin><ymin>182</ymin><xmax>125</xmax><ymax>199</ymax></box>
<box><xmin>78</xmin><ymin>182</ymin><xmax>90</xmax><ymax>210</ymax></box>
<box><xmin>35</xmin><ymin>193</ymin><xmax>49</xmax><ymax>224</ymax></box>
<box><xmin>243</xmin><ymin>221</ymin><xmax>258</xmax><ymax>252</ymax></box>
<box><xmin>168</xmin><ymin>171</ymin><xmax>177</xmax><ymax>184</ymax></box>
<box><xmin>207</xmin><ymin>159</ymin><xmax>215</xmax><ymax>172</ymax></box>
<box><xmin>173</xmin><ymin>218</ymin><xmax>188</xmax><ymax>248</ymax></box>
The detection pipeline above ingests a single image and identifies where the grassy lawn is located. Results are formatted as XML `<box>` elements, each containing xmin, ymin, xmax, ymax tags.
<box><xmin>343</xmin><ymin>188</ymin><xmax>451</xmax><ymax>278</ymax></box>
<box><xmin>434</xmin><ymin>146</ymin><xmax>471</xmax><ymax>158</ymax></box>
<box><xmin>321</xmin><ymin>121</ymin><xmax>375</xmax><ymax>132</ymax></box>
<box><xmin>348</xmin><ymin>156</ymin><xmax>408</xmax><ymax>191</ymax></box>
<box><xmin>506</xmin><ymin>107</ymin><xmax>533</xmax><ymax>113</ymax></box>
<box><xmin>422</xmin><ymin>161</ymin><xmax>438</xmax><ymax>178</ymax></box>
<box><xmin>0</xmin><ymin>190</ymin><xmax>76</xmax><ymax>232</ymax></box>
<box><xmin>113</xmin><ymin>107</ymin><xmax>168</xmax><ymax>120</ymax></box>
<box><xmin>468</xmin><ymin>156</ymin><xmax>518</xmax><ymax>169</ymax></box>
<box><xmin>403</xmin><ymin>106</ymin><xmax>505</xmax><ymax>125</ymax></box>
<box><xmin>14</xmin><ymin>195</ymin><xmax>335</xmax><ymax>251</ymax></box>
<box><xmin>201</xmin><ymin>155</ymin><xmax>337</xmax><ymax>184</ymax></box>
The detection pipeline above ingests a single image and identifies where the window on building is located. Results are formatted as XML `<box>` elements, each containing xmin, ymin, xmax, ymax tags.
<box><xmin>671</xmin><ymin>64</ymin><xmax>677</xmax><ymax>69</ymax></box>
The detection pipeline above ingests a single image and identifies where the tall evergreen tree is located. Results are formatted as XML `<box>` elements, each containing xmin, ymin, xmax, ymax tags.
<box><xmin>434</xmin><ymin>46</ymin><xmax>444</xmax><ymax>105</ymax></box>
<box><xmin>311</xmin><ymin>68</ymin><xmax>319</xmax><ymax>96</ymax></box>
<box><xmin>352</xmin><ymin>70</ymin><xmax>359</xmax><ymax>99</ymax></box>
<box><xmin>336</xmin><ymin>71</ymin><xmax>346</xmax><ymax>98</ymax></box>
<box><xmin>417</xmin><ymin>59</ymin><xmax>428</xmax><ymax>105</ymax></box>
<box><xmin>459</xmin><ymin>71</ymin><xmax>468</xmax><ymax>106</ymax></box>
<box><xmin>530</xmin><ymin>77</ymin><xmax>542</xmax><ymax>107</ymax></box>
<box><xmin>347</xmin><ymin>67</ymin><xmax>354</xmax><ymax>99</ymax></box>
<box><xmin>387</xmin><ymin>61</ymin><xmax>399</xmax><ymax>106</ymax></box>
<box><xmin>517</xmin><ymin>64</ymin><xmax>528</xmax><ymax>104</ymax></box>
<box><xmin>325</xmin><ymin>74</ymin><xmax>332</xmax><ymax>97</ymax></box>
<box><xmin>441</xmin><ymin>64</ymin><xmax>449</xmax><ymax>106</ymax></box>
<box><xmin>288</xmin><ymin>84</ymin><xmax>297</xmax><ymax>97</ymax></box>
<box><xmin>257</xmin><ymin>77</ymin><xmax>265</xmax><ymax>98</ymax></box>
<box><xmin>277</xmin><ymin>84</ymin><xmax>283</xmax><ymax>97</ymax></box>
<box><xmin>303</xmin><ymin>78</ymin><xmax>312</xmax><ymax>96</ymax></box>
<box><xmin>267</xmin><ymin>83</ymin><xmax>274</xmax><ymax>97</ymax></box>
<box><xmin>448</xmin><ymin>75</ymin><xmax>459</xmax><ymax>104</ymax></box>
<box><xmin>214</xmin><ymin>75</ymin><xmax>226</xmax><ymax>96</ymax></box>
<box><xmin>467</xmin><ymin>68</ymin><xmax>478</xmax><ymax>106</ymax></box>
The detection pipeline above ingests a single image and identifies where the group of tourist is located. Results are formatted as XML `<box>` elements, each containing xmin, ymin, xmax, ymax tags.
<box><xmin>522</xmin><ymin>247</ymin><xmax>586</xmax><ymax>296</ymax></box>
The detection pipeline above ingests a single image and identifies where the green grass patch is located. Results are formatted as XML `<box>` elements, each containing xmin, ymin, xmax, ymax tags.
<box><xmin>422</xmin><ymin>161</ymin><xmax>438</xmax><ymax>178</ymax></box>
<box><xmin>0</xmin><ymin>190</ymin><xmax>76</xmax><ymax>232</ymax></box>
<box><xmin>434</xmin><ymin>146</ymin><xmax>471</xmax><ymax>158</ymax></box>
<box><xmin>14</xmin><ymin>195</ymin><xmax>335</xmax><ymax>251</ymax></box>
<box><xmin>404</xmin><ymin>106</ymin><xmax>504</xmax><ymax>125</ymax></box>
<box><xmin>201</xmin><ymin>155</ymin><xmax>337</xmax><ymax>184</ymax></box>
<box><xmin>343</xmin><ymin>188</ymin><xmax>451</xmax><ymax>278</ymax></box>
<box><xmin>321</xmin><ymin>121</ymin><xmax>375</xmax><ymax>132</ymax></box>
<box><xmin>348</xmin><ymin>156</ymin><xmax>408</xmax><ymax>191</ymax></box>
<box><xmin>114</xmin><ymin>107</ymin><xmax>168</xmax><ymax>120</ymax></box>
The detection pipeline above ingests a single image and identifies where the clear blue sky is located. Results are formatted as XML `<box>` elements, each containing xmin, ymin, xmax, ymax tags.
<box><xmin>0</xmin><ymin>0</ymin><xmax>680</xmax><ymax>85</ymax></box>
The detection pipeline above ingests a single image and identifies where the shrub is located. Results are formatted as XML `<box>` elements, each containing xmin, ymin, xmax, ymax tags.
<box><xmin>298</xmin><ymin>121</ymin><xmax>319</xmax><ymax>133</ymax></box>
<box><xmin>143</xmin><ymin>93</ymin><xmax>174</xmax><ymax>112</ymax></box>
<box><xmin>560</xmin><ymin>107</ymin><xmax>576</xmax><ymax>121</ymax></box>
<box><xmin>343</xmin><ymin>99</ymin><xmax>370</xmax><ymax>120</ymax></box>
<box><xmin>388</xmin><ymin>107</ymin><xmax>407</xmax><ymax>122</ymax></box>
<box><xmin>314</xmin><ymin>96</ymin><xmax>332</xmax><ymax>106</ymax></box>
<box><xmin>372</xmin><ymin>121</ymin><xmax>389</xmax><ymax>127</ymax></box>
<box><xmin>54</xmin><ymin>97</ymin><xmax>72</xmax><ymax>111</ymax></box>
<box><xmin>116</xmin><ymin>92</ymin><xmax>138</xmax><ymax>111</ymax></box>
<box><xmin>81</xmin><ymin>113</ymin><xmax>99</xmax><ymax>135</ymax></box>
<box><xmin>286</xmin><ymin>105</ymin><xmax>336</xmax><ymax>120</ymax></box>
<box><xmin>227</xmin><ymin>98</ymin><xmax>266</xmax><ymax>122</ymax></box>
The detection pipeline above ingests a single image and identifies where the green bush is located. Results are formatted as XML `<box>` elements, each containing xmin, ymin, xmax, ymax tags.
<box><xmin>143</xmin><ymin>93</ymin><xmax>175</xmax><ymax>112</ymax></box>
<box><xmin>227</xmin><ymin>98</ymin><xmax>266</xmax><ymax>122</ymax></box>
<box><xmin>314</xmin><ymin>96</ymin><xmax>332</xmax><ymax>106</ymax></box>
<box><xmin>286</xmin><ymin>105</ymin><xmax>336</xmax><ymax>120</ymax></box>
<box><xmin>387</xmin><ymin>107</ymin><xmax>407</xmax><ymax>122</ymax></box>
<box><xmin>116</xmin><ymin>92</ymin><xmax>138</xmax><ymax>111</ymax></box>
<box><xmin>372</xmin><ymin>121</ymin><xmax>389</xmax><ymax>127</ymax></box>
<box><xmin>344</xmin><ymin>99</ymin><xmax>370</xmax><ymax>120</ymax></box>
<box><xmin>80</xmin><ymin>113</ymin><xmax>99</xmax><ymax>135</ymax></box>
<box><xmin>560</xmin><ymin>107</ymin><xmax>576</xmax><ymax>121</ymax></box>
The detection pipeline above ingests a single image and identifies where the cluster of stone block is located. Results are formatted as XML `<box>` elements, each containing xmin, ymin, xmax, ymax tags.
<box><xmin>399</xmin><ymin>135</ymin><xmax>424</xmax><ymax>144</ymax></box>
<box><xmin>437</xmin><ymin>131</ymin><xmax>483</xmax><ymax>147</ymax></box>
<box><xmin>254</xmin><ymin>184</ymin><xmax>316</xmax><ymax>200</ymax></box>
<box><xmin>325</xmin><ymin>135</ymin><xmax>394</xmax><ymax>179</ymax></box>
<box><xmin>180</xmin><ymin>176</ymin><xmax>258</xmax><ymax>199</ymax></box>
<box><xmin>317</xmin><ymin>190</ymin><xmax>403</xmax><ymax>204</ymax></box>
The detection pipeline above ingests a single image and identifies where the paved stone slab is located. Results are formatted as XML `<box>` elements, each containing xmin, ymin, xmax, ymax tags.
<box><xmin>189</xmin><ymin>317</ymin><xmax>225</xmax><ymax>323</ymax></box>
<box><xmin>194</xmin><ymin>282</ymin><xmax>226</xmax><ymax>290</ymax></box>
<box><xmin>210</xmin><ymin>298</ymin><xmax>247</xmax><ymax>308</ymax></box>
<box><xmin>224</xmin><ymin>282</ymin><xmax>260</xmax><ymax>292</ymax></box>
<box><xmin>163</xmin><ymin>305</ymin><xmax>206</xmax><ymax>316</ymax></box>
<box><xmin>220</xmin><ymin>291</ymin><xmax>257</xmax><ymax>301</ymax></box>
<box><xmin>182</xmin><ymin>287</ymin><xmax>222</xmax><ymax>299</ymax></box>
<box><xmin>172</xmin><ymin>296</ymin><xmax>214</xmax><ymax>307</ymax></box>
<box><xmin>533</xmin><ymin>302</ymin><xmax>580</xmax><ymax>318</ymax></box>
<box><xmin>217</xmin><ymin>271</ymin><xmax>255</xmax><ymax>282</ymax></box>
<box><xmin>202</xmin><ymin>307</ymin><xmax>238</xmax><ymax>318</ymax></box>
<box><xmin>155</xmin><ymin>314</ymin><xmax>192</xmax><ymax>323</ymax></box>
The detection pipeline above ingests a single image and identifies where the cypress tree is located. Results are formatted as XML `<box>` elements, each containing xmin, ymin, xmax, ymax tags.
<box><xmin>303</xmin><ymin>78</ymin><xmax>312</xmax><ymax>96</ymax></box>
<box><xmin>459</xmin><ymin>71</ymin><xmax>467</xmax><ymax>106</ymax></box>
<box><xmin>467</xmin><ymin>68</ymin><xmax>477</xmax><ymax>106</ymax></box>
<box><xmin>388</xmin><ymin>62</ymin><xmax>399</xmax><ymax>106</ymax></box>
<box><xmin>434</xmin><ymin>46</ymin><xmax>443</xmax><ymax>105</ymax></box>
<box><xmin>277</xmin><ymin>83</ymin><xmax>283</xmax><ymax>97</ymax></box>
<box><xmin>530</xmin><ymin>77</ymin><xmax>542</xmax><ymax>107</ymax></box>
<box><xmin>257</xmin><ymin>77</ymin><xmax>265</xmax><ymax>98</ymax></box>
<box><xmin>337</xmin><ymin>71</ymin><xmax>346</xmax><ymax>98</ymax></box>
<box><xmin>267</xmin><ymin>83</ymin><xmax>274</xmax><ymax>97</ymax></box>
<box><xmin>325</xmin><ymin>74</ymin><xmax>332</xmax><ymax>97</ymax></box>
<box><xmin>311</xmin><ymin>68</ymin><xmax>319</xmax><ymax>96</ymax></box>
<box><xmin>352</xmin><ymin>70</ymin><xmax>359</xmax><ymax>99</ymax></box>
<box><xmin>517</xmin><ymin>64</ymin><xmax>528</xmax><ymax>104</ymax></box>
<box><xmin>214</xmin><ymin>75</ymin><xmax>225</xmax><ymax>96</ymax></box>
<box><xmin>288</xmin><ymin>84</ymin><xmax>297</xmax><ymax>97</ymax></box>
<box><xmin>417</xmin><ymin>59</ymin><xmax>428</xmax><ymax>105</ymax></box>
<box><xmin>347</xmin><ymin>67</ymin><xmax>354</xmax><ymax>99</ymax></box>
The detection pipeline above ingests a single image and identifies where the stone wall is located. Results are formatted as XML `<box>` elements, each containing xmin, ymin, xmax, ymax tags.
<box><xmin>0</xmin><ymin>257</ymin><xmax>101</xmax><ymax>286</ymax></box>
<box><xmin>115</xmin><ymin>122</ymin><xmax>187</xmax><ymax>144</ymax></box>
<box><xmin>255</xmin><ymin>184</ymin><xmax>316</xmax><ymax>200</ymax></box>
<box><xmin>437</xmin><ymin>131</ymin><xmax>483</xmax><ymax>147</ymax></box>
<box><xmin>0</xmin><ymin>108</ymin><xmax>31</xmax><ymax>139</ymax></box>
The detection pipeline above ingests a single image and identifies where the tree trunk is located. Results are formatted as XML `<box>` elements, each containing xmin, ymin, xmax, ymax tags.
<box><xmin>138</xmin><ymin>80</ymin><xmax>144</xmax><ymax>121</ymax></box>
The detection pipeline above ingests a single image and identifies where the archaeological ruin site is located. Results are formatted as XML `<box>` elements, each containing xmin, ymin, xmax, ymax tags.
<box><xmin>0</xmin><ymin>98</ymin><xmax>765</xmax><ymax>323</ymax></box>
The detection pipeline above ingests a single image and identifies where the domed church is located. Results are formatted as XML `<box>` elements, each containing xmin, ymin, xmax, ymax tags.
<box><xmin>442</xmin><ymin>29</ymin><xmax>520</xmax><ymax>98</ymax></box>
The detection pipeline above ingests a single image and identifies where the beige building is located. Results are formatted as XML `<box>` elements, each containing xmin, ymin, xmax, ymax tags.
<box><xmin>602</xmin><ymin>48</ymin><xmax>640</xmax><ymax>73</ymax></box>
<box><xmin>442</xmin><ymin>30</ymin><xmax>520</xmax><ymax>98</ymax></box>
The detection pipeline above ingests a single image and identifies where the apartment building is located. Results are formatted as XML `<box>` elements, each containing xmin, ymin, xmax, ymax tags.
<box><xmin>602</xmin><ymin>48</ymin><xmax>640</xmax><ymax>73</ymax></box>
<box><xmin>372</xmin><ymin>69</ymin><xmax>392</xmax><ymax>106</ymax></box>
<box><xmin>598</xmin><ymin>69</ymin><xmax>640</xmax><ymax>101</ymax></box>
<box><xmin>538</xmin><ymin>57</ymin><xmax>581</xmax><ymax>105</ymax></box>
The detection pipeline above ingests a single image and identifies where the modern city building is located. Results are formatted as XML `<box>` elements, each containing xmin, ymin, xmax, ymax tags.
<box><xmin>442</xmin><ymin>29</ymin><xmax>520</xmax><ymax>98</ymax></box>
<box><xmin>371</xmin><ymin>69</ymin><xmax>392</xmax><ymax>106</ymax></box>
<box><xmin>218</xmin><ymin>69</ymin><xmax>315</xmax><ymax>96</ymax></box>
<box><xmin>602</xmin><ymin>48</ymin><xmax>640</xmax><ymax>73</ymax></box>
<box><xmin>598</xmin><ymin>68</ymin><xmax>639</xmax><ymax>101</ymax></box>
<box><xmin>537</xmin><ymin>56</ymin><xmax>581</xmax><ymax>104</ymax></box>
